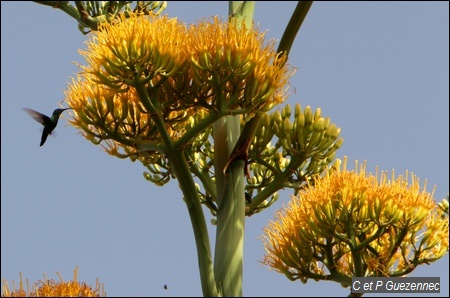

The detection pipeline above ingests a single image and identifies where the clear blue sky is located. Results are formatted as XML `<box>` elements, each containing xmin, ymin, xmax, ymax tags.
<box><xmin>2</xmin><ymin>1</ymin><xmax>448</xmax><ymax>297</ymax></box>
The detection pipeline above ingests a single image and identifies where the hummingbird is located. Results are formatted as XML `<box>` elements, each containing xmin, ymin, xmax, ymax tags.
<box><xmin>23</xmin><ymin>107</ymin><xmax>72</xmax><ymax>146</ymax></box>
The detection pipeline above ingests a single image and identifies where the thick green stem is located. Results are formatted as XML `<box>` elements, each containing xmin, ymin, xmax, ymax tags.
<box><xmin>213</xmin><ymin>115</ymin><xmax>245</xmax><ymax>296</ymax></box>
<box><xmin>229</xmin><ymin>1</ymin><xmax>255</xmax><ymax>20</ymax></box>
<box><xmin>211</xmin><ymin>3</ymin><xmax>255</xmax><ymax>296</ymax></box>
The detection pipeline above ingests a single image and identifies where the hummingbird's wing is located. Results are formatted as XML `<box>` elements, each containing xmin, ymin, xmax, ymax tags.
<box><xmin>22</xmin><ymin>107</ymin><xmax>51</xmax><ymax>126</ymax></box>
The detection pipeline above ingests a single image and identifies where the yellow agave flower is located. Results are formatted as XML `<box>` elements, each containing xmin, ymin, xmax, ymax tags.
<box><xmin>188</xmin><ymin>17</ymin><xmax>294</xmax><ymax>112</ymax></box>
<box><xmin>66</xmin><ymin>13</ymin><xmax>191</xmax><ymax>159</ymax></box>
<box><xmin>64</xmin><ymin>12</ymin><xmax>294</xmax><ymax>161</ymax></box>
<box><xmin>261</xmin><ymin>157</ymin><xmax>448</xmax><ymax>284</ymax></box>
<box><xmin>1</xmin><ymin>267</ymin><xmax>105</xmax><ymax>297</ymax></box>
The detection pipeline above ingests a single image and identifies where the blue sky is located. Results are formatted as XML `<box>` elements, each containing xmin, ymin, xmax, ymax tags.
<box><xmin>1</xmin><ymin>1</ymin><xmax>448</xmax><ymax>297</ymax></box>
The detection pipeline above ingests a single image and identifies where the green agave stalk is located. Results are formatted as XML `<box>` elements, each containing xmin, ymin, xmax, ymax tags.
<box><xmin>212</xmin><ymin>2</ymin><xmax>313</xmax><ymax>296</ymax></box>
<box><xmin>212</xmin><ymin>4</ymin><xmax>254</xmax><ymax>296</ymax></box>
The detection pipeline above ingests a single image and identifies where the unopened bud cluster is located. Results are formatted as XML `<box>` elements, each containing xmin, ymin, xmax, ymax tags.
<box><xmin>244</xmin><ymin>104</ymin><xmax>343</xmax><ymax>214</ymax></box>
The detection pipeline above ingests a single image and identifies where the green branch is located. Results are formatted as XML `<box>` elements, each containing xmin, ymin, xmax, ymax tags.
<box><xmin>277</xmin><ymin>1</ymin><xmax>313</xmax><ymax>55</ymax></box>
<box><xmin>133</xmin><ymin>77</ymin><xmax>218</xmax><ymax>296</ymax></box>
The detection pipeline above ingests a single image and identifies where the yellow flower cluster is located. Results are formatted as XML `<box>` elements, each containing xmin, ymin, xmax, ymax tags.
<box><xmin>1</xmin><ymin>268</ymin><xmax>105</xmax><ymax>297</ymax></box>
<box><xmin>261</xmin><ymin>157</ymin><xmax>448</xmax><ymax>284</ymax></box>
<box><xmin>65</xmin><ymin>13</ymin><xmax>294</xmax><ymax>161</ymax></box>
<box><xmin>188</xmin><ymin>17</ymin><xmax>291</xmax><ymax>111</ymax></box>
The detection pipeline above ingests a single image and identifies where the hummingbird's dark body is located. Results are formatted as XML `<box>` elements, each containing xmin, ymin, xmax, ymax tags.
<box><xmin>23</xmin><ymin>107</ymin><xmax>72</xmax><ymax>146</ymax></box>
